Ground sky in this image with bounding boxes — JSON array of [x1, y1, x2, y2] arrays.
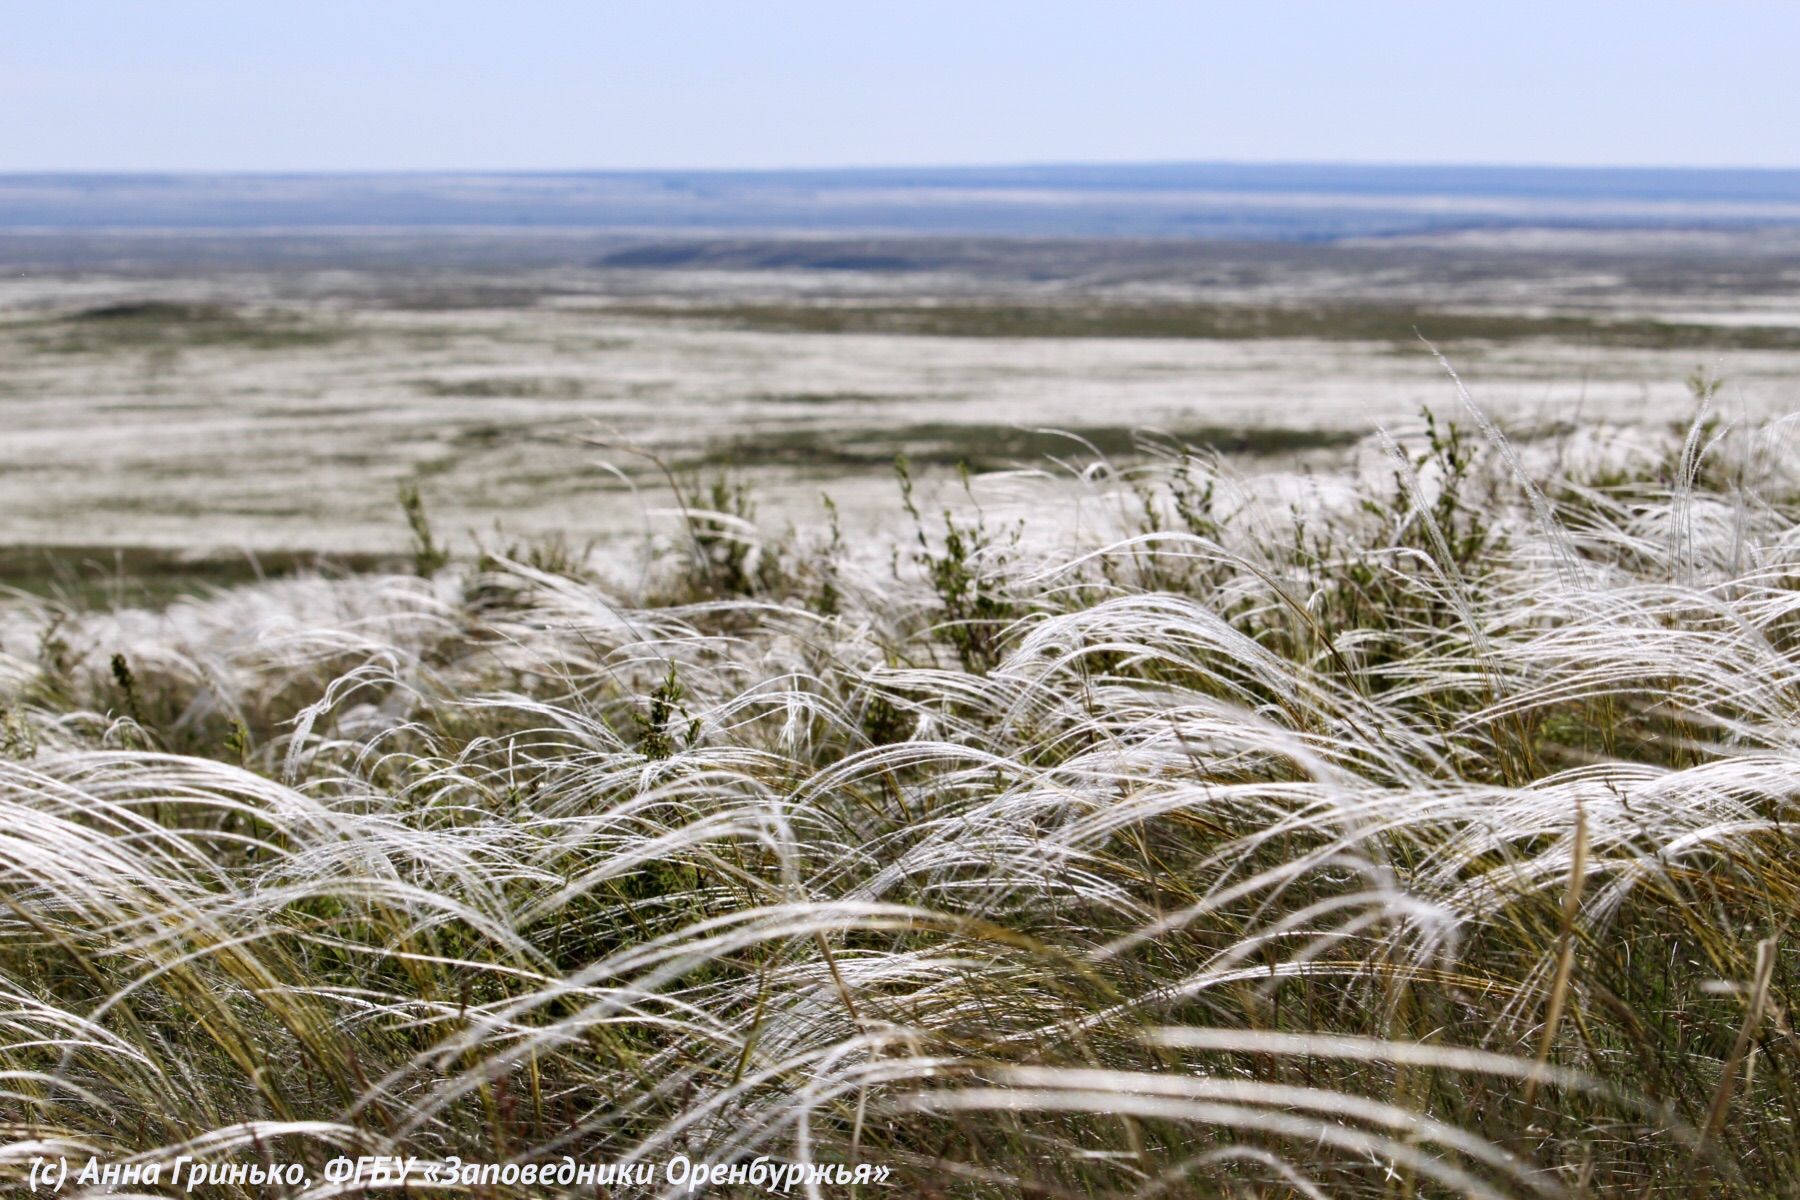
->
[[1, 1, 1796, 174]]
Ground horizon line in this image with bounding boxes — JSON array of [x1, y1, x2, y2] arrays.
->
[[7, 160, 1800, 179]]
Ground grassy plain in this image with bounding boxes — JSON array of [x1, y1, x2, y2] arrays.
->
[[4, 230, 1800, 566], [4, 232, 1800, 1194]]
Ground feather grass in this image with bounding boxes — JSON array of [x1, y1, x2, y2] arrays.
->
[[1, 408, 1798, 1195]]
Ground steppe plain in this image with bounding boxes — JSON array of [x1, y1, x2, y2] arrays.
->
[[17, 201, 1800, 1193], [3, 227, 1800, 590]]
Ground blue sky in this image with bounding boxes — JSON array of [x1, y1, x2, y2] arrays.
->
[[1, 1, 1795, 172]]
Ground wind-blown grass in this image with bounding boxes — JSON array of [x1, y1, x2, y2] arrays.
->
[[4, 403, 1800, 1196]]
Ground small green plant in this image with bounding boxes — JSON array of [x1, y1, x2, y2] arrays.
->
[[31, 613, 74, 708], [897, 455, 1020, 674], [811, 493, 845, 617], [635, 663, 694, 759], [648, 469, 781, 601], [1364, 408, 1490, 573], [1170, 450, 1226, 540], [110, 652, 143, 724], [0, 706, 36, 760], [478, 530, 589, 576], [105, 651, 158, 750], [222, 717, 252, 767], [1418, 406, 1487, 568], [1687, 365, 1726, 405], [398, 482, 449, 576], [689, 473, 760, 595]]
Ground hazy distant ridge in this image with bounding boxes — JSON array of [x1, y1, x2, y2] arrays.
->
[[8, 164, 1800, 239]]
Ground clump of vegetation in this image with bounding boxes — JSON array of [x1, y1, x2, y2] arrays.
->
[[398, 481, 450, 576], [623, 298, 1800, 351], [898, 454, 1021, 674], [640, 469, 805, 605], [6, 403, 1800, 1197], [703, 421, 1359, 472], [40, 301, 346, 353], [685, 472, 765, 595]]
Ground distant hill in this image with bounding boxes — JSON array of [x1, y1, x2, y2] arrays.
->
[[5, 164, 1800, 239]]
